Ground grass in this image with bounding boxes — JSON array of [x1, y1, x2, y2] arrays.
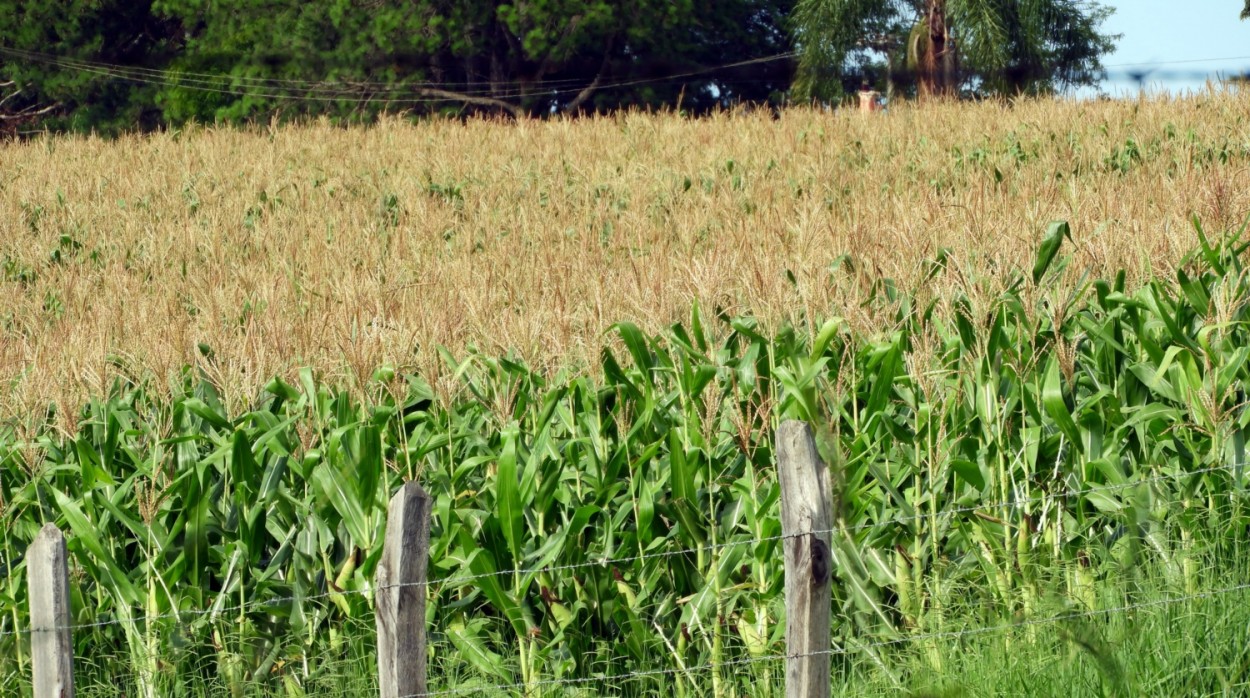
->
[[57, 560, 1250, 696], [869, 566, 1250, 698], [1, 91, 1248, 418]]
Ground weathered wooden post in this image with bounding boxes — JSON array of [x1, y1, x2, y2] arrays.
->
[[28, 523, 75, 698], [776, 421, 833, 698], [376, 482, 432, 698]]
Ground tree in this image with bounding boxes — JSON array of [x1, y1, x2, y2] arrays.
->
[[150, 0, 795, 123], [0, 0, 178, 134], [0, 0, 794, 132], [1243, 1, 1249, 20], [792, 0, 1117, 100]]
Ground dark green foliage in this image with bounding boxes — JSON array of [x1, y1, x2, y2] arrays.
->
[[792, 0, 1118, 99], [1, 0, 796, 131], [0, 0, 1125, 131], [151, 0, 796, 121], [0, 0, 178, 134]]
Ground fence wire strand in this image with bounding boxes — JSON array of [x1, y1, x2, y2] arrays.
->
[[2, 458, 1247, 639], [398, 581, 1250, 698]]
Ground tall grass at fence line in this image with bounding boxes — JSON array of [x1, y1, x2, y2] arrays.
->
[[53, 557, 1250, 696]]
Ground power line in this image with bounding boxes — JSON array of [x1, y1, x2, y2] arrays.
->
[[8, 43, 1248, 110], [0, 45, 589, 94], [0, 47, 562, 103], [0, 45, 798, 108], [1103, 54, 1250, 69], [1103, 71, 1250, 80]]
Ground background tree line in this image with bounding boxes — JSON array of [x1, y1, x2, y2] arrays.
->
[[0, 0, 1206, 135]]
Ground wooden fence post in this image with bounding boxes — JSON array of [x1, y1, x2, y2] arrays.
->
[[776, 421, 833, 698], [376, 482, 433, 698], [28, 523, 75, 698]]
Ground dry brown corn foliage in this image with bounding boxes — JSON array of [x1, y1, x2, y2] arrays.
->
[[2, 91, 1249, 421]]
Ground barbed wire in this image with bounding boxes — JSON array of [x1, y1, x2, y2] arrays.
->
[[3, 458, 1246, 639], [399, 580, 1250, 698]]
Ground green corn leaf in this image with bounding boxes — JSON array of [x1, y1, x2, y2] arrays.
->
[[951, 458, 986, 491], [1042, 356, 1081, 447], [1142, 283, 1200, 353], [263, 376, 302, 403], [51, 488, 140, 604], [459, 530, 529, 638], [93, 485, 148, 544], [446, 620, 509, 680], [612, 321, 654, 372], [496, 425, 524, 566], [354, 424, 383, 515], [75, 438, 115, 489], [231, 429, 259, 500], [1191, 214, 1224, 274], [690, 298, 708, 352], [811, 317, 844, 358], [865, 340, 901, 418], [1084, 491, 1123, 513], [311, 460, 370, 549], [183, 397, 231, 431], [1033, 220, 1070, 284], [258, 454, 289, 502], [668, 429, 695, 503], [1176, 268, 1211, 315]]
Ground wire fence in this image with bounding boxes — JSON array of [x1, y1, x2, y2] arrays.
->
[[2, 457, 1246, 641], [47, 574, 1247, 697], [397, 580, 1250, 698]]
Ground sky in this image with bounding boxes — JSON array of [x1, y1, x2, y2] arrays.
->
[[1091, 0, 1250, 95]]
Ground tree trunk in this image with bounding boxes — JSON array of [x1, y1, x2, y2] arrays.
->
[[918, 0, 956, 99], [563, 35, 614, 114]]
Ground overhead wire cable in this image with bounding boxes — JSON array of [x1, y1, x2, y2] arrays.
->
[[0, 45, 799, 106], [1103, 54, 1250, 68], [0, 44, 591, 93]]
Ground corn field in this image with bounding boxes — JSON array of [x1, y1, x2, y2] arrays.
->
[[4, 213, 1250, 694], [2, 93, 1250, 695], [2, 93, 1249, 415]]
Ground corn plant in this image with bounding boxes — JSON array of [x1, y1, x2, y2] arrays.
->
[[2, 220, 1250, 694]]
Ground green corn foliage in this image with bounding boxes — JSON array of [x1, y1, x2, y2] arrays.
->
[[2, 220, 1250, 693]]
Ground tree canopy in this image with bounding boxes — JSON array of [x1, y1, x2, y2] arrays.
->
[[0, 0, 1126, 133], [1, 0, 794, 132], [0, 0, 177, 133], [792, 0, 1117, 100], [153, 0, 796, 121]]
